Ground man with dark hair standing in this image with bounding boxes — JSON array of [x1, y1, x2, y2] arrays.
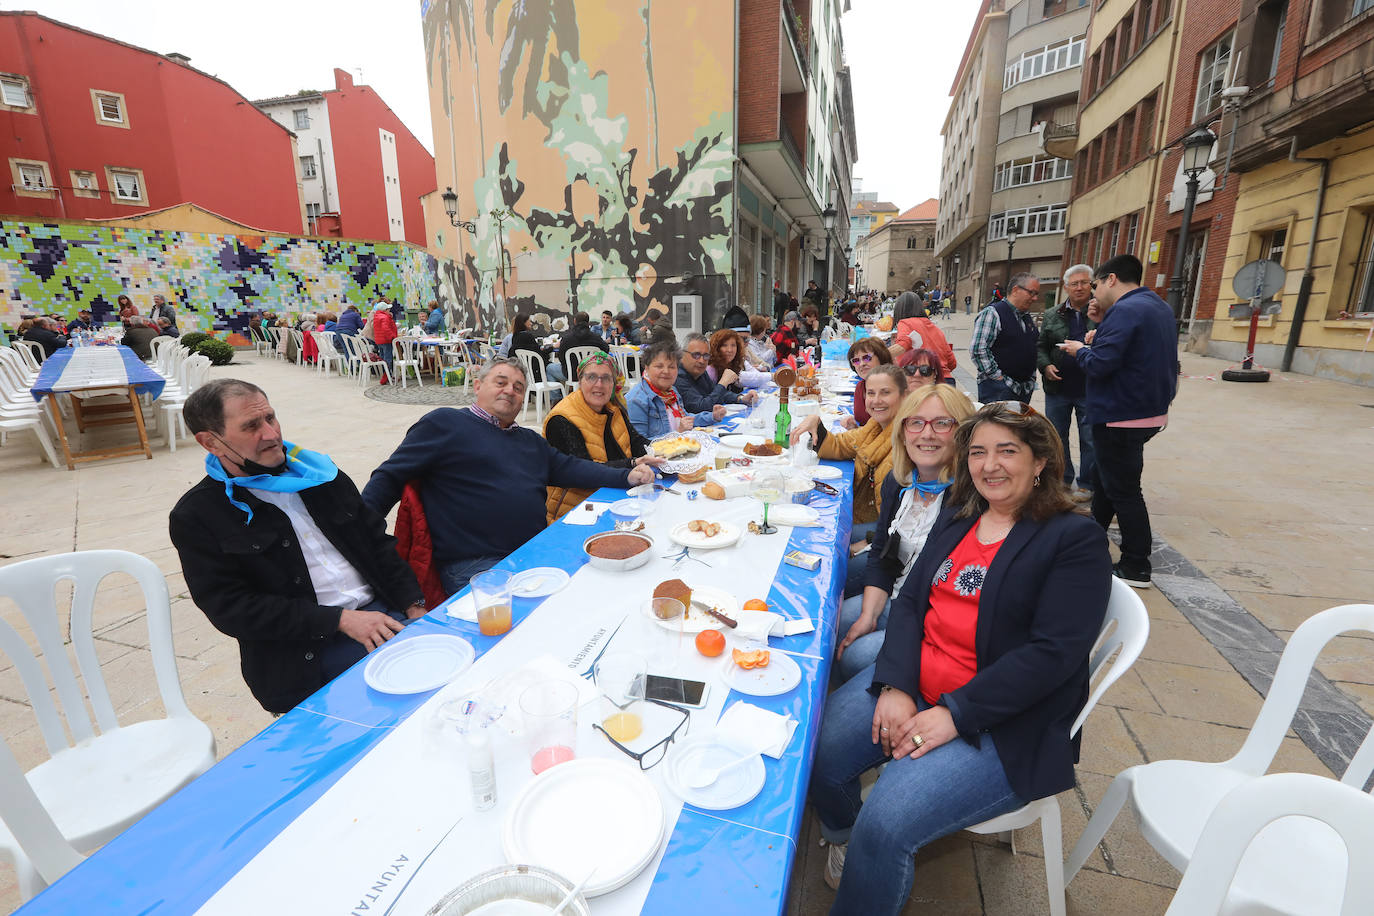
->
[[169, 379, 426, 713], [1060, 254, 1177, 588], [970, 272, 1041, 405]]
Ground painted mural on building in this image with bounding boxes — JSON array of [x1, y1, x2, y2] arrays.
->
[[0, 220, 450, 340], [422, 0, 735, 331]]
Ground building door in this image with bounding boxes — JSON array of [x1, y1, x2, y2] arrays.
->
[[1180, 229, 1208, 327]]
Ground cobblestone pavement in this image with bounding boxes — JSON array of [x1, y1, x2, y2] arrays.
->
[[1, 323, 1369, 914]]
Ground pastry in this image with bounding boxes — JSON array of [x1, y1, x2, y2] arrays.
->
[[687, 519, 722, 538], [677, 466, 707, 484], [653, 436, 701, 459], [743, 441, 782, 457], [652, 578, 693, 614]]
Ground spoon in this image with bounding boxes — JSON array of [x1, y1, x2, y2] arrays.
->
[[685, 750, 757, 789], [550, 867, 596, 915]]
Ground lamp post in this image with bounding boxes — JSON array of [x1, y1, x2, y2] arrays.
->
[[1005, 221, 1019, 290], [1166, 127, 1217, 325], [954, 253, 962, 313], [822, 203, 837, 316], [489, 207, 513, 316], [440, 187, 477, 308], [844, 245, 853, 295]]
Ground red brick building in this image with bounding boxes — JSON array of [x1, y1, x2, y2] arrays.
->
[[0, 11, 304, 232]]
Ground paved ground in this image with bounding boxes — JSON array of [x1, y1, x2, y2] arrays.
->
[[1, 319, 1370, 914]]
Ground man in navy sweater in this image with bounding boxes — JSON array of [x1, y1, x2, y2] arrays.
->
[[1060, 254, 1177, 589], [362, 359, 655, 594]]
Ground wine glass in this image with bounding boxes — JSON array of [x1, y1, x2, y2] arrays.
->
[[750, 467, 785, 535]]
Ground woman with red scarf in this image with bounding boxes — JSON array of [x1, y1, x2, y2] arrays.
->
[[625, 339, 725, 438]]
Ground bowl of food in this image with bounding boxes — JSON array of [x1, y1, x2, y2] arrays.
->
[[423, 864, 590, 915], [583, 531, 655, 571]]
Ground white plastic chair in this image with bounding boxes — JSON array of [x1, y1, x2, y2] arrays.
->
[[314, 331, 347, 378], [1066, 603, 1374, 915], [515, 348, 562, 425], [342, 336, 385, 388], [616, 349, 643, 386], [288, 328, 305, 365], [0, 550, 215, 899], [0, 347, 37, 386], [393, 337, 425, 388], [1164, 772, 1374, 915], [562, 345, 604, 382], [251, 325, 273, 357], [148, 335, 175, 364], [157, 353, 212, 450], [960, 577, 1151, 916], [11, 340, 44, 371]]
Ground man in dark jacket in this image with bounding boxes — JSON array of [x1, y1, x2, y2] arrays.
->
[[551, 311, 610, 382], [66, 309, 95, 333], [674, 332, 758, 412], [1038, 264, 1096, 501], [1060, 254, 1178, 589], [970, 272, 1041, 404], [23, 318, 66, 359], [336, 305, 364, 336], [170, 379, 426, 713]]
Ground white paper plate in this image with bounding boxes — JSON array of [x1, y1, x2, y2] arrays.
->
[[509, 567, 571, 598], [648, 430, 716, 475], [502, 758, 664, 897], [722, 403, 748, 413], [718, 434, 789, 462], [721, 648, 801, 697], [768, 504, 820, 526], [663, 733, 765, 811], [646, 584, 740, 634], [363, 634, 475, 695], [669, 520, 742, 550], [811, 465, 843, 480]]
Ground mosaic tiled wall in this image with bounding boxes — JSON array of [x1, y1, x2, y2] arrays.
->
[[0, 220, 454, 341]]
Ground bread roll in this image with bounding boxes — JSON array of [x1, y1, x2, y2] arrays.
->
[[702, 481, 726, 500]]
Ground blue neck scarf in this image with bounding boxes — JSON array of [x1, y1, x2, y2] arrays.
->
[[204, 441, 339, 523], [899, 477, 952, 501]]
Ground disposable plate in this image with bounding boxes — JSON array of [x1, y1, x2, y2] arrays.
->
[[363, 634, 475, 695], [721, 648, 801, 697], [649, 430, 716, 475], [811, 465, 843, 480], [668, 520, 742, 550], [767, 504, 821, 526], [502, 758, 664, 897], [663, 733, 766, 811], [646, 584, 740, 634], [509, 567, 571, 598]]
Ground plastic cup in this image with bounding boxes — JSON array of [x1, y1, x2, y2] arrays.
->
[[595, 651, 647, 743], [640, 597, 685, 672], [471, 569, 513, 637], [520, 680, 579, 774]]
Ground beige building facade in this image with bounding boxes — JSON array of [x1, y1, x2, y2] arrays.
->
[[855, 199, 939, 295]]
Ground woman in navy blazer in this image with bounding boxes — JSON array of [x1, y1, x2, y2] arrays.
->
[[809, 401, 1112, 913]]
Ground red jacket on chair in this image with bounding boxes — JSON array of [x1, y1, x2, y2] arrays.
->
[[393, 482, 446, 610]]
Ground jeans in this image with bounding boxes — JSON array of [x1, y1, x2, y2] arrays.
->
[[438, 555, 504, 596], [547, 360, 567, 383], [317, 601, 410, 684], [844, 521, 879, 599], [809, 665, 1025, 914], [835, 593, 892, 682], [976, 376, 1026, 405], [376, 341, 394, 378], [1090, 424, 1160, 577], [1044, 391, 1095, 489]]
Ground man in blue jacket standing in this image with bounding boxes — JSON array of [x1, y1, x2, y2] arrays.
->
[[1060, 254, 1177, 589]]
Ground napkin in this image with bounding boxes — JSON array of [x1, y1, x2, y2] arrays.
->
[[562, 500, 612, 525], [443, 592, 477, 622], [768, 505, 821, 527], [715, 701, 798, 759], [733, 609, 784, 641]]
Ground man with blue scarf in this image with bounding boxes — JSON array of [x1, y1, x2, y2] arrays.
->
[[169, 379, 426, 713]]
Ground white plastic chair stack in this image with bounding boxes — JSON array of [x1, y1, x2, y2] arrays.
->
[[251, 326, 273, 357], [289, 329, 305, 366], [1164, 772, 1374, 915], [515, 348, 563, 425], [0, 550, 215, 900], [156, 353, 212, 451], [148, 335, 175, 364], [11, 340, 43, 372], [1065, 602, 1374, 916], [962, 577, 1151, 916], [314, 332, 347, 378], [0, 350, 61, 468]]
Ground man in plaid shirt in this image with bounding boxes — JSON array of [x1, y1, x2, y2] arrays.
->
[[970, 273, 1042, 404]]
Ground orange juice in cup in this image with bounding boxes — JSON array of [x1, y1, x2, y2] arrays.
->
[[471, 569, 513, 637], [477, 603, 512, 636]]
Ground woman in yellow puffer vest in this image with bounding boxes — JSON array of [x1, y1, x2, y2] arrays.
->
[[544, 352, 664, 521]]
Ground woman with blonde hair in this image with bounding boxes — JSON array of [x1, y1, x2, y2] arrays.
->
[[834, 384, 976, 680]]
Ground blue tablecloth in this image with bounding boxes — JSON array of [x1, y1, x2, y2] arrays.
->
[[18, 468, 854, 916], [29, 345, 165, 402]]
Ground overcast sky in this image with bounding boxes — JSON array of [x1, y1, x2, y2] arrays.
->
[[13, 0, 977, 212]]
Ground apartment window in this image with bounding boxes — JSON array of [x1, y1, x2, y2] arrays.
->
[[1103, 125, 1120, 180], [988, 204, 1068, 241], [906, 237, 917, 249], [293, 108, 310, 130], [106, 167, 146, 204], [0, 75, 30, 108], [306, 202, 322, 232], [1194, 32, 1235, 120], [1004, 35, 1085, 89], [1355, 0, 1374, 16], [1353, 217, 1374, 314], [91, 90, 128, 126], [1093, 227, 1105, 265], [1138, 0, 1155, 45], [1102, 35, 1117, 82], [1261, 227, 1288, 265], [1118, 112, 1137, 171], [70, 169, 100, 199], [1125, 213, 1140, 256], [18, 163, 47, 190], [927, 236, 935, 249], [1137, 94, 1157, 159], [300, 155, 317, 179], [1118, 19, 1134, 67], [1108, 220, 1121, 256], [994, 154, 1074, 191]]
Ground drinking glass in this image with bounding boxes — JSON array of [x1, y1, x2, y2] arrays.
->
[[471, 569, 513, 637], [639, 597, 685, 672], [519, 680, 579, 774], [595, 651, 647, 744], [750, 467, 785, 535]]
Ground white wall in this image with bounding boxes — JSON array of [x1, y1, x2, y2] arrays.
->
[[378, 128, 404, 242]]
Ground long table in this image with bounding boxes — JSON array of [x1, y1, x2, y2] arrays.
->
[[18, 453, 854, 914], [28, 345, 164, 469]]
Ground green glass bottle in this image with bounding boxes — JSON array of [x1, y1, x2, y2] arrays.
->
[[774, 389, 791, 448]]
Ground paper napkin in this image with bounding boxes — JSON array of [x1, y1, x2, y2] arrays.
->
[[443, 592, 477, 622], [715, 701, 799, 759]]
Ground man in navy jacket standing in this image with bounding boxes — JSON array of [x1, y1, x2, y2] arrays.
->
[[1060, 254, 1177, 588]]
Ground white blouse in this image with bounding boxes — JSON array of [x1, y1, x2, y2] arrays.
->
[[887, 488, 946, 595]]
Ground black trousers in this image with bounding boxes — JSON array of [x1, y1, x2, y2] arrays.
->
[[1090, 424, 1161, 575]]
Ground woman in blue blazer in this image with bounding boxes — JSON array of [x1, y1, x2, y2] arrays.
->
[[809, 401, 1112, 913]]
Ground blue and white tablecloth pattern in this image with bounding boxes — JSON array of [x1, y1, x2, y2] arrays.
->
[[29, 346, 165, 402]]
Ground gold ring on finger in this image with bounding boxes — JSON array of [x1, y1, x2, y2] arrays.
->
[[911, 733, 924, 748]]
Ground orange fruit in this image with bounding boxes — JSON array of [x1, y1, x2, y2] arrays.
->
[[743, 598, 769, 612], [695, 629, 726, 657]]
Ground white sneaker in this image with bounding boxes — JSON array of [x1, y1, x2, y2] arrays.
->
[[824, 842, 847, 890]]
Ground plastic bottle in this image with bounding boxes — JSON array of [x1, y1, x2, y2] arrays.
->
[[466, 728, 496, 811]]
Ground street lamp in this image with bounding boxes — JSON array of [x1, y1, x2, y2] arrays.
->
[[822, 203, 837, 315], [954, 253, 963, 313], [844, 245, 853, 295], [1005, 221, 1019, 289], [441, 187, 478, 307], [1166, 126, 1217, 324]]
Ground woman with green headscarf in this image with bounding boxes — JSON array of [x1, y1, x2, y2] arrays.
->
[[543, 352, 666, 521]]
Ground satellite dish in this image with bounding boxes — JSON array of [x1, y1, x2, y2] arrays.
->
[[1232, 259, 1286, 301]]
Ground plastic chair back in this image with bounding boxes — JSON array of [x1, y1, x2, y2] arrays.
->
[[563, 345, 603, 380], [12, 340, 44, 371], [1229, 604, 1374, 783], [1072, 577, 1151, 736], [1165, 772, 1374, 915], [148, 336, 175, 362]]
